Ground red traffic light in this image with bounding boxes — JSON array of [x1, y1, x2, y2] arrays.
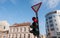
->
[[32, 17, 38, 23]]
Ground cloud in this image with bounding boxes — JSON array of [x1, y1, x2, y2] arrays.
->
[[31, 0, 60, 9], [31, 0, 42, 5], [46, 0, 60, 8]]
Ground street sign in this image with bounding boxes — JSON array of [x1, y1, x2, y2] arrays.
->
[[31, 2, 42, 13], [31, 2, 42, 38]]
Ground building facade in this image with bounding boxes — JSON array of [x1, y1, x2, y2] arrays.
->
[[0, 21, 9, 38], [40, 35, 46, 38], [0, 21, 9, 31], [8, 22, 37, 38], [0, 30, 8, 38], [45, 10, 60, 38]]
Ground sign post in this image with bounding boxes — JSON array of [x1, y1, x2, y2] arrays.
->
[[31, 2, 42, 38]]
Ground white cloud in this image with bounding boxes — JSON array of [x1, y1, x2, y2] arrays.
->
[[31, 0, 60, 9], [31, 0, 42, 5], [47, 0, 60, 8]]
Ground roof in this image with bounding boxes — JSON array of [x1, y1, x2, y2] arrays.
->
[[45, 11, 57, 17], [10, 22, 31, 27]]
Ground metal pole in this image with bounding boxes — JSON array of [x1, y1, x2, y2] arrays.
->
[[35, 12, 40, 38]]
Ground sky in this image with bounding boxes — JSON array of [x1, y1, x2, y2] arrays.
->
[[0, 0, 60, 35]]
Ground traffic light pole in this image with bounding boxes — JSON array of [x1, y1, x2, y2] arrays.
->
[[35, 12, 40, 38]]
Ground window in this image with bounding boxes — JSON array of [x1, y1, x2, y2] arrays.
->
[[50, 24, 53, 27], [47, 29, 49, 31], [47, 25, 49, 27], [57, 32, 60, 35], [28, 34, 30, 38], [46, 22, 48, 24], [47, 26, 49, 30], [46, 18, 48, 21], [52, 36, 57, 38], [13, 28, 15, 32], [57, 28, 59, 30], [20, 28, 22, 32], [54, 20, 56, 21], [24, 27, 26, 32], [48, 33, 50, 35], [51, 28, 54, 30], [55, 24, 57, 26], [49, 16, 52, 19], [9, 34, 10, 38], [17, 28, 18, 32], [4, 26, 5, 29], [24, 34, 25, 38], [16, 34, 17, 38], [19, 34, 21, 38], [29, 27, 30, 31], [49, 20, 52, 23], [53, 16, 55, 17]]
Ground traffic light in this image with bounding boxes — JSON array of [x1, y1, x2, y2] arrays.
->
[[32, 17, 38, 23], [30, 17, 39, 36]]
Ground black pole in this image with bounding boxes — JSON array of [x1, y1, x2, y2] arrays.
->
[[35, 12, 40, 38]]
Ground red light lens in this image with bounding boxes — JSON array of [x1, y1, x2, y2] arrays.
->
[[33, 19, 38, 23]]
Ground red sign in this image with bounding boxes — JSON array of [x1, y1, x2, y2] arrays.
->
[[31, 2, 42, 13]]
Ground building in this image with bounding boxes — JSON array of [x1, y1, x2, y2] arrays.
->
[[40, 35, 46, 38], [45, 10, 60, 38], [0, 28, 8, 38], [0, 21, 10, 38], [0, 21, 9, 31], [8, 22, 37, 38]]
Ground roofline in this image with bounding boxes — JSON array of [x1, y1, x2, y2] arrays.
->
[[10, 25, 30, 27], [45, 11, 57, 17], [9, 22, 31, 27]]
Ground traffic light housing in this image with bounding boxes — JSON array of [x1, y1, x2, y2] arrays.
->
[[30, 17, 39, 36], [32, 17, 38, 23]]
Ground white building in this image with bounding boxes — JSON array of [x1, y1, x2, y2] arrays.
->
[[45, 10, 60, 38], [8, 22, 37, 38], [0, 28, 8, 38], [0, 21, 9, 31], [0, 21, 10, 38], [40, 35, 46, 38]]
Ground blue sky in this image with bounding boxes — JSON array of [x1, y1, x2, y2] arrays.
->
[[0, 0, 60, 35]]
